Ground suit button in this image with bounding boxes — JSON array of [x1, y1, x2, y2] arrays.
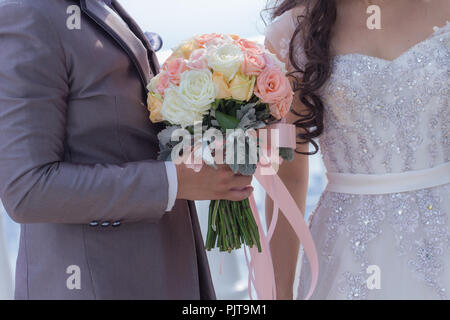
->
[[101, 221, 111, 227], [112, 221, 122, 227], [89, 221, 99, 227]]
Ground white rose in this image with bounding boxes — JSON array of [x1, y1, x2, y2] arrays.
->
[[178, 69, 216, 113], [161, 87, 204, 127], [207, 43, 244, 81]]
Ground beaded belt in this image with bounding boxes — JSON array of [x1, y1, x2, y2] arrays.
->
[[325, 162, 450, 195]]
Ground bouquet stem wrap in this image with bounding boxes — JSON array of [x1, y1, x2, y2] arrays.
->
[[245, 122, 318, 300]]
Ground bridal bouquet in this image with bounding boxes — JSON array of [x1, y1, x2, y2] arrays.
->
[[147, 33, 294, 253]]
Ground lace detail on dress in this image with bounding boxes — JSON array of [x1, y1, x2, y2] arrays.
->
[[312, 184, 449, 300], [278, 37, 290, 62], [318, 24, 449, 174]]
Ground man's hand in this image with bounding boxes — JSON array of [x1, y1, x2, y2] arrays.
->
[[176, 164, 253, 201]]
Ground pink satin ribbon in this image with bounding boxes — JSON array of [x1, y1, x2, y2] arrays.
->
[[244, 122, 319, 300], [182, 122, 319, 300]]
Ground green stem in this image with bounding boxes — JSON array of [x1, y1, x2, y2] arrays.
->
[[226, 201, 240, 249], [219, 202, 229, 252], [237, 201, 253, 247], [206, 202, 213, 250], [211, 200, 220, 232], [242, 200, 262, 252], [222, 204, 235, 251], [230, 203, 243, 247], [235, 201, 252, 246]]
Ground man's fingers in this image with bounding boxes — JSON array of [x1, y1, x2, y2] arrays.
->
[[228, 174, 253, 189], [225, 186, 254, 201]]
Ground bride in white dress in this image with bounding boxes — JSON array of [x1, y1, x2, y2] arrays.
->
[[264, 0, 449, 299]]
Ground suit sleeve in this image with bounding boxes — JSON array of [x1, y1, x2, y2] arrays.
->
[[0, 1, 170, 224]]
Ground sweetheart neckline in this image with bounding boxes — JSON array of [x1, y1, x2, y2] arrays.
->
[[332, 21, 449, 64]]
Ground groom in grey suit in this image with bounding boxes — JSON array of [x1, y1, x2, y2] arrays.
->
[[0, 0, 253, 299]]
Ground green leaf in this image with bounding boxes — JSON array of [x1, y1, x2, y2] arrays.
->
[[279, 147, 295, 162], [211, 99, 221, 110], [215, 110, 240, 130]]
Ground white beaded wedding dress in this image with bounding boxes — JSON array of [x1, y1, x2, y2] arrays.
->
[[266, 11, 449, 299]]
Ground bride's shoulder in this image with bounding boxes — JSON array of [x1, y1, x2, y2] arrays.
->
[[265, 7, 305, 62], [265, 8, 298, 41]]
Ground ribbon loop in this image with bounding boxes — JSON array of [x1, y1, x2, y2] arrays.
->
[[245, 122, 319, 300], [181, 122, 319, 300]]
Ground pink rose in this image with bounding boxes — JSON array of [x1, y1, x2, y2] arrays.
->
[[241, 50, 266, 76], [269, 94, 293, 120], [187, 49, 208, 70], [162, 58, 188, 85], [236, 38, 263, 54], [254, 66, 293, 104], [195, 33, 224, 47], [154, 72, 170, 96]]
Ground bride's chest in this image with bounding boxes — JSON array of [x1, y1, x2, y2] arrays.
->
[[320, 35, 448, 129]]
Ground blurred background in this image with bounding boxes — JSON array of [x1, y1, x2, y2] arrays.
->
[[0, 0, 326, 300]]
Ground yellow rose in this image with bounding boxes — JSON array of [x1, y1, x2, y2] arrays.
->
[[172, 39, 199, 59], [147, 93, 164, 123], [212, 72, 232, 99], [229, 73, 256, 101]]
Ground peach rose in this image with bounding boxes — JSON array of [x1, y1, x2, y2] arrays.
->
[[212, 72, 232, 99], [152, 72, 170, 97], [171, 39, 199, 59], [254, 65, 293, 105], [187, 49, 209, 70], [236, 38, 263, 54], [195, 33, 224, 47], [241, 50, 266, 76], [269, 94, 293, 120], [147, 93, 164, 123], [163, 58, 188, 85]]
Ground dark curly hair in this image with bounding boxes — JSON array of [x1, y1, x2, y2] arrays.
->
[[266, 0, 337, 155]]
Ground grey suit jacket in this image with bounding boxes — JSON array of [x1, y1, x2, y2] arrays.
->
[[0, 0, 216, 300]]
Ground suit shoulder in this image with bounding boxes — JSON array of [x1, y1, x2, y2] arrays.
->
[[0, 0, 70, 8], [0, 0, 74, 19]]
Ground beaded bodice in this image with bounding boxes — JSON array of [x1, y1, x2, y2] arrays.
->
[[272, 21, 449, 175], [318, 23, 449, 174]]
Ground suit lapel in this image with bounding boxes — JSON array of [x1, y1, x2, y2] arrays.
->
[[111, 0, 160, 75], [80, 0, 153, 88]]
